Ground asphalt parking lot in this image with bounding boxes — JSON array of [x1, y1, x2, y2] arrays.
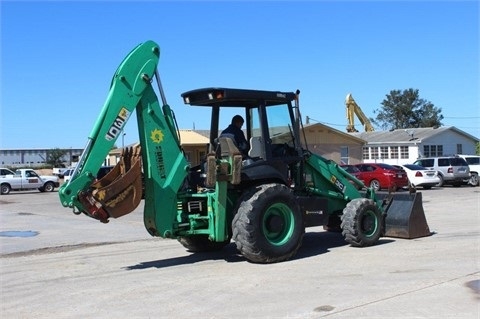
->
[[1, 186, 479, 318]]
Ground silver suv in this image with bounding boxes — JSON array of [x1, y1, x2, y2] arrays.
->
[[413, 156, 470, 187], [457, 155, 479, 186]]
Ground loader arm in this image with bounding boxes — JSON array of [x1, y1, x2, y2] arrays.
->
[[58, 41, 190, 237], [303, 152, 382, 212]]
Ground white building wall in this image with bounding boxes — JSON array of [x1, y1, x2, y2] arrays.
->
[[420, 131, 476, 156], [0, 149, 83, 167], [362, 129, 478, 166], [363, 144, 419, 165]]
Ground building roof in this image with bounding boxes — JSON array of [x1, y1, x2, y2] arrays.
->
[[304, 122, 366, 144], [194, 129, 210, 139], [350, 126, 479, 144], [178, 130, 209, 145], [195, 123, 366, 144], [112, 130, 209, 153]]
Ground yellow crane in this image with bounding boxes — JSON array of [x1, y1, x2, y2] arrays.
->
[[345, 93, 375, 132]]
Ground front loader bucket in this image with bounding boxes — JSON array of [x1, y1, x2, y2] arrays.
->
[[91, 145, 143, 218], [383, 192, 432, 239]]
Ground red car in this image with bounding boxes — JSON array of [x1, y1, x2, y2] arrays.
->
[[354, 163, 408, 191], [340, 164, 364, 189]]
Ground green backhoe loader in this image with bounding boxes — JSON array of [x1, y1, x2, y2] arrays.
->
[[58, 40, 430, 263]]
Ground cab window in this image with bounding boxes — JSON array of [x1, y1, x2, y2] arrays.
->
[[266, 104, 294, 146]]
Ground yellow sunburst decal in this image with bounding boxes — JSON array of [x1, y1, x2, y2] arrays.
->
[[151, 129, 164, 143]]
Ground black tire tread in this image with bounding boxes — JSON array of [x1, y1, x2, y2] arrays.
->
[[178, 235, 230, 252], [232, 183, 304, 263], [341, 198, 382, 247]]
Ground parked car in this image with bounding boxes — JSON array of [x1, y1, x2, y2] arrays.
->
[[340, 164, 364, 189], [64, 166, 114, 183], [457, 154, 479, 187], [64, 165, 145, 199], [354, 163, 408, 191], [63, 169, 74, 182], [413, 156, 470, 187], [0, 169, 59, 195], [96, 166, 115, 180], [397, 164, 440, 190]]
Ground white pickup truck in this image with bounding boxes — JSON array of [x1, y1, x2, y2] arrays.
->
[[52, 167, 69, 177], [0, 168, 60, 195]]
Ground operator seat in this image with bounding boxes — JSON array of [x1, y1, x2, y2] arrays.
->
[[248, 136, 264, 159]]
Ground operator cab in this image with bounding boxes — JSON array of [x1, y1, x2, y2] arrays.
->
[[182, 88, 303, 186]]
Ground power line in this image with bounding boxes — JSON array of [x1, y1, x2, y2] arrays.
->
[[444, 116, 480, 119]]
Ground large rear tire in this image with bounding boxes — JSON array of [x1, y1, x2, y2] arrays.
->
[[341, 198, 382, 247], [178, 235, 230, 252], [232, 183, 304, 263]]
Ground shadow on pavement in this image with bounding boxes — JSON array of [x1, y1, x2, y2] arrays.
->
[[124, 231, 395, 270]]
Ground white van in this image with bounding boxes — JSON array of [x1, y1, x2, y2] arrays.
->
[[413, 156, 470, 187]]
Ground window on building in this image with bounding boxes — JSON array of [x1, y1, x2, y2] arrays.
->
[[424, 144, 444, 157], [184, 152, 191, 162], [370, 147, 379, 159], [340, 146, 349, 165], [457, 144, 463, 154], [423, 145, 430, 157], [400, 146, 409, 159], [390, 146, 399, 159], [380, 146, 388, 159], [362, 147, 369, 160], [437, 145, 443, 156]]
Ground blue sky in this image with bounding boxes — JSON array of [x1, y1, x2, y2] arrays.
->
[[1, 0, 479, 149]]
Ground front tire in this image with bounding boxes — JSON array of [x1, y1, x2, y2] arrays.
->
[[341, 198, 383, 247], [232, 183, 304, 263]]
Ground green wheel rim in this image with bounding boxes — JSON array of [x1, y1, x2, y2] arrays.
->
[[361, 210, 378, 237], [262, 203, 295, 245]]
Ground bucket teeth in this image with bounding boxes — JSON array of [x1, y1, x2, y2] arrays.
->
[[91, 144, 143, 219]]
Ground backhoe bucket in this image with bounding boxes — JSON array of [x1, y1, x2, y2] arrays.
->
[[383, 192, 432, 239], [91, 145, 143, 218]]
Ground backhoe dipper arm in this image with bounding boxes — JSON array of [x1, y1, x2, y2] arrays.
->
[[58, 41, 189, 237]]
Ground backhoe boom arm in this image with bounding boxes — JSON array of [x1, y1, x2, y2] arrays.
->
[[58, 41, 189, 237]]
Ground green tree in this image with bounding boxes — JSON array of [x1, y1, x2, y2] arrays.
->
[[372, 88, 443, 130], [47, 148, 68, 167]]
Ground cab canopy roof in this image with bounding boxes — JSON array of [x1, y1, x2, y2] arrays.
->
[[181, 87, 297, 107]]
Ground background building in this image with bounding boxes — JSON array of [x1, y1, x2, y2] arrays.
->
[[0, 148, 83, 168], [4, 126, 476, 170], [352, 126, 479, 165]]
